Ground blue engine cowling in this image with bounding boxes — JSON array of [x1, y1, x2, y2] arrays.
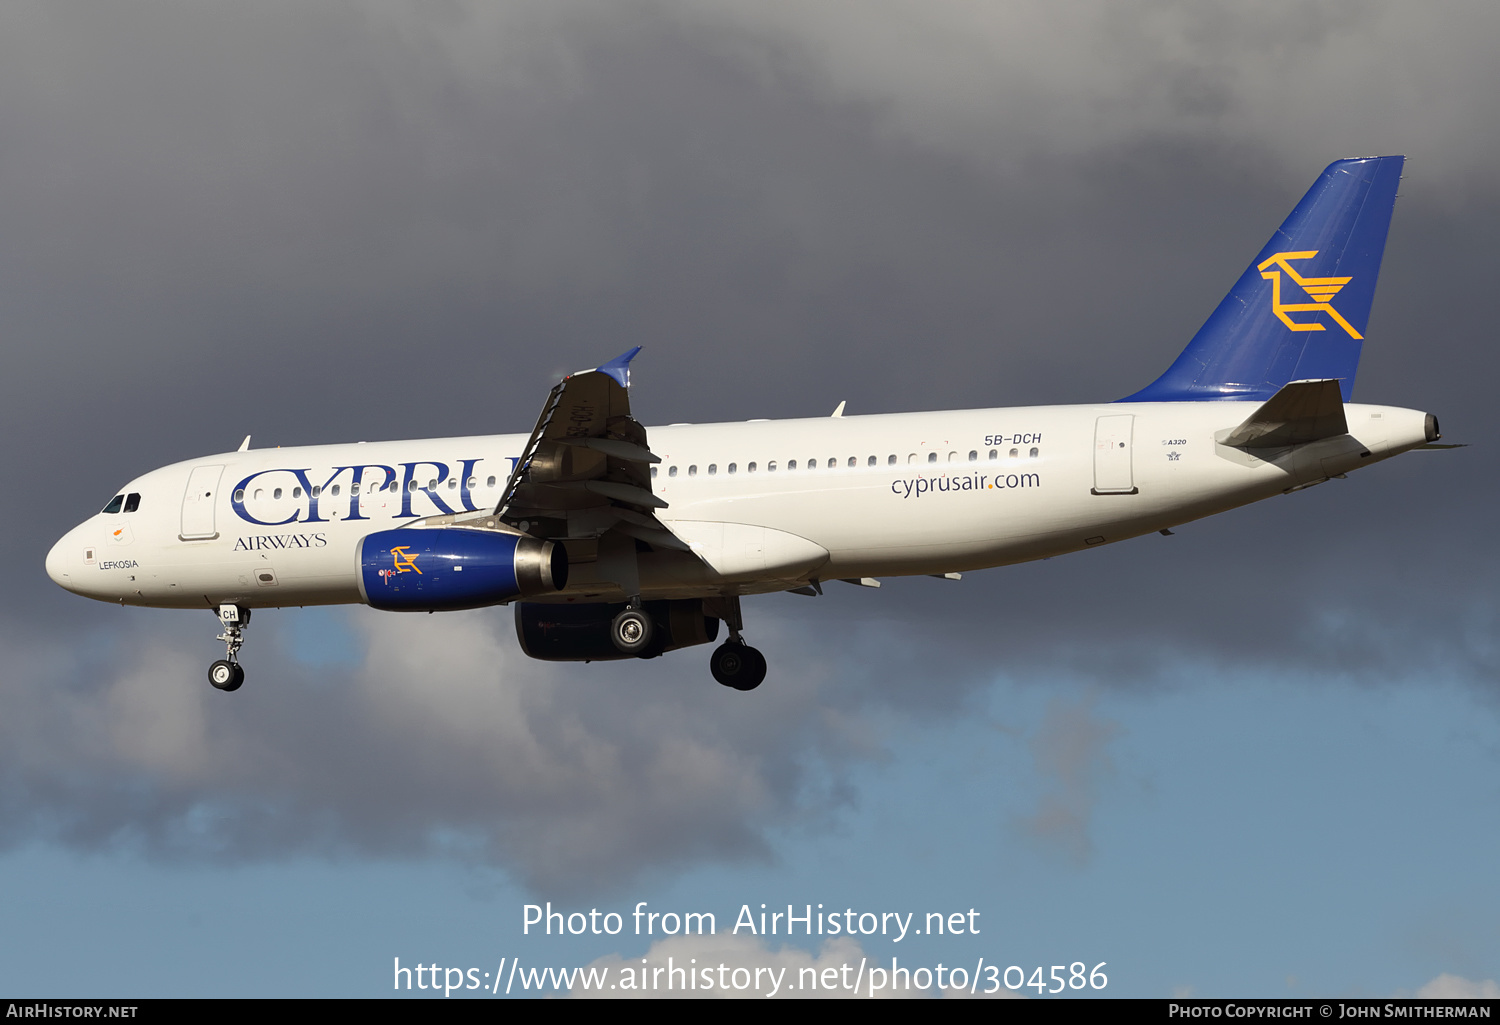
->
[[357, 528, 567, 612]]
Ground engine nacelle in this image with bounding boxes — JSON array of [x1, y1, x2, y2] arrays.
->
[[358, 528, 567, 612], [515, 600, 720, 661]]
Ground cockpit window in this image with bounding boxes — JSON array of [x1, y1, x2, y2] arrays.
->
[[123, 493, 141, 513], [102, 495, 124, 514]]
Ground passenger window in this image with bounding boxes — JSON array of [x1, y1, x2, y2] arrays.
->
[[312, 486, 321, 498], [688, 465, 697, 477], [407, 480, 417, 493], [651, 466, 658, 479], [927, 453, 937, 464], [427, 479, 437, 490], [908, 454, 917, 464], [1009, 448, 1018, 460], [103, 495, 124, 514], [748, 462, 757, 473], [806, 459, 817, 469], [449, 478, 458, 490], [847, 456, 856, 468], [887, 455, 896, 465], [948, 452, 958, 462], [331, 484, 341, 496], [989, 449, 997, 461], [349, 484, 358, 497], [788, 460, 797, 471], [708, 464, 718, 475], [487, 476, 497, 487], [233, 489, 245, 503], [728, 463, 737, 474], [768, 461, 776, 472], [1030, 447, 1039, 459], [254, 489, 264, 501], [969, 450, 978, 462], [867, 455, 876, 467], [292, 487, 302, 498], [668, 466, 678, 478], [123, 493, 141, 513], [467, 477, 477, 489]]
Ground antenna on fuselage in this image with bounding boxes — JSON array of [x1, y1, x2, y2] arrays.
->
[[830, 401, 846, 418], [238, 435, 251, 451]]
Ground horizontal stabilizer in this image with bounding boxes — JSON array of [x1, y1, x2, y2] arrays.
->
[[1221, 379, 1347, 449]]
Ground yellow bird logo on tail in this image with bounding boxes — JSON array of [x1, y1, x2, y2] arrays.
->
[[1257, 250, 1362, 338]]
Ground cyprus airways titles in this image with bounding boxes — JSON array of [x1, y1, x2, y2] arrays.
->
[[46, 156, 1443, 693]]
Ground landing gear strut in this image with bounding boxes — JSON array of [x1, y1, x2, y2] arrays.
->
[[210, 604, 250, 692], [703, 595, 766, 691]]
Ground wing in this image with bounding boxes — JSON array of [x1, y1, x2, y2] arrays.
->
[[491, 349, 687, 551]]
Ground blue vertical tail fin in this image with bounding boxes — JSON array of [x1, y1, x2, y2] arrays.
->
[[1122, 155, 1404, 403]]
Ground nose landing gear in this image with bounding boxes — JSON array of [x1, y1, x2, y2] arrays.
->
[[208, 659, 244, 691], [209, 604, 250, 692]]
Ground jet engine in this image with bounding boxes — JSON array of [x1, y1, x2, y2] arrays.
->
[[358, 527, 567, 612], [515, 599, 719, 661]]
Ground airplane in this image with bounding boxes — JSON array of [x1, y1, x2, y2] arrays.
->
[[45, 155, 1445, 694]]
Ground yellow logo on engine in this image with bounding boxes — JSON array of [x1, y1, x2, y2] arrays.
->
[[1257, 251, 1362, 339], [390, 545, 422, 574]]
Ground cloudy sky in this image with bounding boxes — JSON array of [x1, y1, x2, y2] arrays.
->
[[2, 0, 1497, 998]]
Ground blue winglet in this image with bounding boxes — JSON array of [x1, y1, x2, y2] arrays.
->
[[595, 347, 642, 388], [1122, 156, 1404, 403]]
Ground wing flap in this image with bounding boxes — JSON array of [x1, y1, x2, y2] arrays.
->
[[494, 348, 677, 543]]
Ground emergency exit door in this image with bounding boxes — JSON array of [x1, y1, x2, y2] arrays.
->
[[1092, 415, 1137, 495], [180, 464, 224, 540]]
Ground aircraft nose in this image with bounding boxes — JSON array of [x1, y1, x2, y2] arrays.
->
[[46, 527, 83, 592]]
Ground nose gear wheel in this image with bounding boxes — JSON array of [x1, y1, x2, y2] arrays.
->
[[209, 604, 250, 692]]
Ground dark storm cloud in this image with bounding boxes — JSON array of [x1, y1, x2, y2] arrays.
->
[[0, 607, 878, 894], [1015, 696, 1121, 865], [4, 2, 1497, 890]]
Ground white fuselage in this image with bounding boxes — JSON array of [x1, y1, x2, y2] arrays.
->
[[45, 400, 1431, 611]]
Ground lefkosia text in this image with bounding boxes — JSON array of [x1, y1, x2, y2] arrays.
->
[[394, 957, 1108, 996]]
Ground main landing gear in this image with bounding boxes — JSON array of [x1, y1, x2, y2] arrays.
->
[[610, 604, 656, 656], [209, 604, 249, 692], [710, 640, 766, 691], [703, 595, 766, 691]]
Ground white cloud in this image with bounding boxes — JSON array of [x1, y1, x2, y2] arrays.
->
[[1414, 973, 1500, 998], [573, 932, 1015, 998], [0, 607, 893, 891]]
